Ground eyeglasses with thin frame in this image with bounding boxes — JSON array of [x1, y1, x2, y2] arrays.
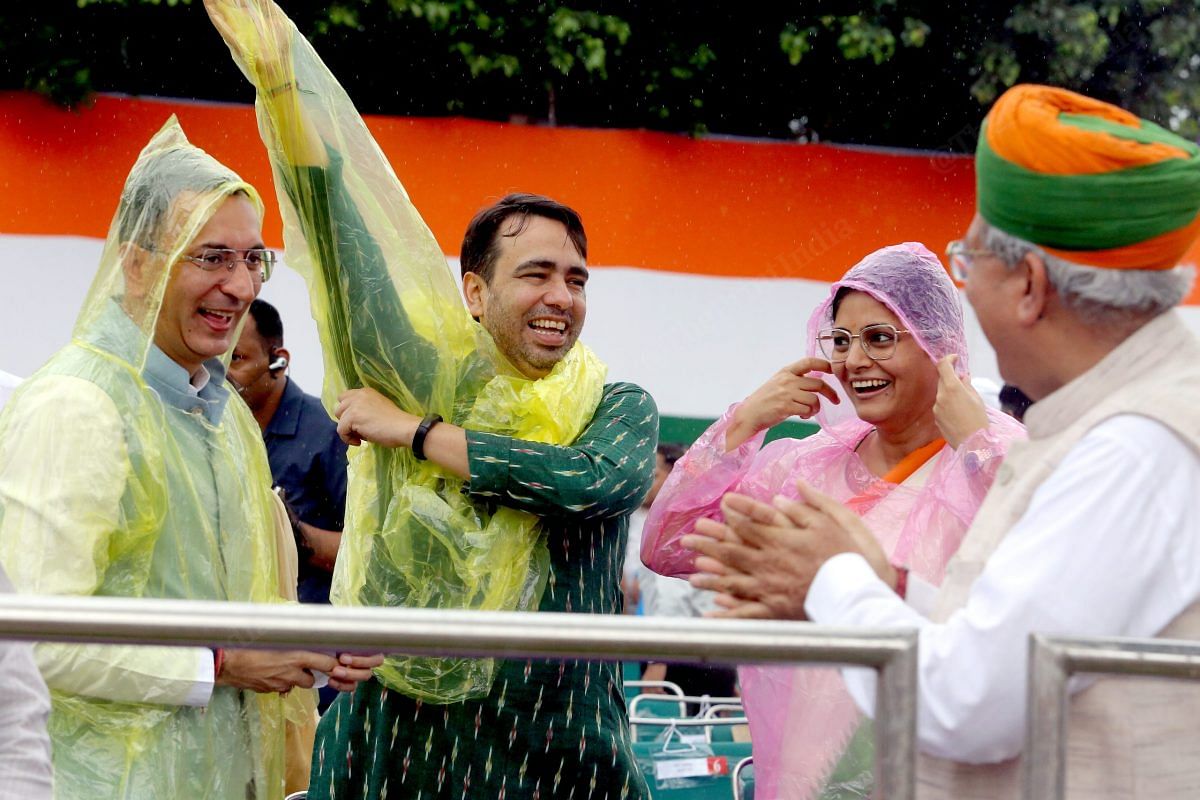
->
[[945, 239, 991, 283], [816, 323, 919, 363], [181, 248, 276, 283]]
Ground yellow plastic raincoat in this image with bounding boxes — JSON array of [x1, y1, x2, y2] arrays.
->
[[0, 120, 300, 799], [208, 0, 607, 702]]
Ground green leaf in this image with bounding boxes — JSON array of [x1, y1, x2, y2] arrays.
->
[[901, 17, 930, 48]]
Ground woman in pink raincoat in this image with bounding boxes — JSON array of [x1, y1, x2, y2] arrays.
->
[[641, 242, 1025, 799]]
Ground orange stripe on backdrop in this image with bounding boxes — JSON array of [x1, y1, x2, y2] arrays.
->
[[2, 90, 1198, 303]]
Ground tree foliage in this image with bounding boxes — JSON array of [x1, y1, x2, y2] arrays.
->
[[2, 0, 1197, 148], [973, 1, 1200, 136]]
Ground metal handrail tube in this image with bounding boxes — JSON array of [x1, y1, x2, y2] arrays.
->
[[0, 594, 918, 799], [1025, 633, 1200, 799], [627, 716, 746, 726]]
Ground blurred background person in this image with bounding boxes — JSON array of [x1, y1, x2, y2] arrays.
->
[[229, 299, 347, 604], [636, 443, 739, 706], [229, 298, 348, 714], [623, 442, 683, 614]]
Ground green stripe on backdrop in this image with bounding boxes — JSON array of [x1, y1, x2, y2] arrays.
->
[[659, 415, 819, 446]]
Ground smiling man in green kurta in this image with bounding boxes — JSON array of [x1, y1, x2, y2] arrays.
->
[[206, 1, 658, 798]]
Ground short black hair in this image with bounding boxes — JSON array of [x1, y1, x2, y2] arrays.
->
[[460, 193, 587, 283], [831, 285, 855, 319], [247, 299, 284, 349], [657, 442, 687, 468]]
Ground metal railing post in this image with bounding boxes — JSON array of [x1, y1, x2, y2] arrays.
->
[[876, 629, 919, 799], [1024, 634, 1069, 800], [1024, 633, 1200, 799]]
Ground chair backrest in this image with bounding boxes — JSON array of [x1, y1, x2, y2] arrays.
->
[[700, 703, 749, 743], [630, 695, 746, 742], [629, 693, 740, 717], [632, 739, 753, 800], [701, 704, 745, 718]]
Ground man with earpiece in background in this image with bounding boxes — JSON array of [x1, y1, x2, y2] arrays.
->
[[229, 300, 348, 664]]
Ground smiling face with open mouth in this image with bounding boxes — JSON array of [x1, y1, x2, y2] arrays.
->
[[831, 290, 939, 431], [154, 194, 265, 377], [465, 214, 588, 379]]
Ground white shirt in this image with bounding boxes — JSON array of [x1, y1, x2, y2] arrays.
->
[[806, 414, 1200, 764], [0, 564, 52, 799], [639, 567, 720, 619], [625, 507, 648, 584], [0, 370, 20, 411]]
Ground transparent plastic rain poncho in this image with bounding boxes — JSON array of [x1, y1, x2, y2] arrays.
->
[[642, 243, 1025, 799], [209, 0, 607, 702], [0, 120, 305, 798]]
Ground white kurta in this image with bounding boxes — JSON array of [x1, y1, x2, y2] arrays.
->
[[806, 413, 1200, 763]]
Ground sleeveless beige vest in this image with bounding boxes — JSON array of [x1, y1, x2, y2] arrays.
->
[[919, 311, 1200, 799]]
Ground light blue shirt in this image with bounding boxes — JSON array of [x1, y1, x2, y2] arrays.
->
[[142, 347, 231, 426]]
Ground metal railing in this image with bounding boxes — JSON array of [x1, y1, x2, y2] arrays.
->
[[1025, 633, 1200, 799], [0, 593, 919, 799]]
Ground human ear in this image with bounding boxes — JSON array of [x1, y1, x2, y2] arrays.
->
[[269, 347, 291, 373], [119, 241, 163, 321], [1016, 253, 1050, 326], [462, 272, 488, 319]]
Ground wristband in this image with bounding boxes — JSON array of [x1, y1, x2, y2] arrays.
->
[[412, 414, 443, 461], [892, 565, 910, 600], [212, 648, 225, 680]]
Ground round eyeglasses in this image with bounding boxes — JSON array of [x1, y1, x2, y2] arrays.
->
[[944, 239, 991, 284], [181, 248, 276, 283], [816, 323, 916, 362]]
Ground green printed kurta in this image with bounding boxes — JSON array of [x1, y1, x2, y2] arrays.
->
[[307, 382, 657, 800]]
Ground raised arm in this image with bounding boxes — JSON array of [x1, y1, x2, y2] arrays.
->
[[642, 359, 835, 578], [206, 0, 474, 414], [639, 406, 771, 578]]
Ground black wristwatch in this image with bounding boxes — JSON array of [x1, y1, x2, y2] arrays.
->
[[412, 413, 443, 461]]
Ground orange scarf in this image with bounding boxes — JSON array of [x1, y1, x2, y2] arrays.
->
[[844, 436, 946, 516]]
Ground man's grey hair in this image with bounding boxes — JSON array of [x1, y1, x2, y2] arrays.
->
[[980, 221, 1195, 325]]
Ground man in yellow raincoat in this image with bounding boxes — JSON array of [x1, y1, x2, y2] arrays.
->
[[0, 120, 379, 798], [206, 1, 659, 797]]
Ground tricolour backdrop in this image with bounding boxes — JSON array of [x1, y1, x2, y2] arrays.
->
[[3, 92, 1198, 441]]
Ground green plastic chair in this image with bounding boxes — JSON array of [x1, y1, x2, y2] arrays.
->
[[633, 738, 753, 800]]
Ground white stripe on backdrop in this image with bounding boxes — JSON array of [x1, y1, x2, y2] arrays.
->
[[6, 233, 1198, 420]]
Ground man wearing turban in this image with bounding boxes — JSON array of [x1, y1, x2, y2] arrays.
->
[[687, 84, 1200, 798]]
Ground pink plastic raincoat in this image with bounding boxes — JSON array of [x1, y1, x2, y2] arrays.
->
[[641, 243, 1025, 799]]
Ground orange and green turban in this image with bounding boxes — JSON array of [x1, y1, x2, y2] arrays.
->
[[977, 84, 1200, 270]]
